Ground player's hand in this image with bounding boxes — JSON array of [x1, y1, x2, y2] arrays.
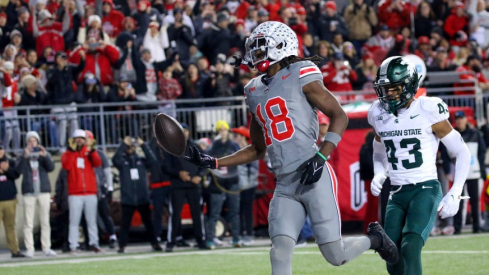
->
[[231, 55, 242, 68], [296, 152, 326, 185], [371, 174, 386, 196], [182, 145, 217, 169], [437, 191, 461, 219]]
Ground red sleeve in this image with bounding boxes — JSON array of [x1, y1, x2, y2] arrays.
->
[[176, 81, 182, 98], [322, 66, 336, 84], [399, 3, 413, 21], [68, 46, 82, 64], [52, 22, 63, 32], [377, 1, 390, 25], [235, 2, 250, 20], [291, 23, 307, 36], [89, 149, 102, 167], [3, 72, 12, 87], [444, 15, 458, 37], [61, 152, 72, 171], [27, 15, 34, 34], [103, 45, 120, 64], [349, 69, 358, 82], [478, 73, 489, 84]]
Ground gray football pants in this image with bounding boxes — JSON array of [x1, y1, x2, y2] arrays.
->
[[68, 195, 99, 251], [269, 163, 371, 275]]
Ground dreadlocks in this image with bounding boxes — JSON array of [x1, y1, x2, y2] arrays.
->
[[279, 55, 324, 70]]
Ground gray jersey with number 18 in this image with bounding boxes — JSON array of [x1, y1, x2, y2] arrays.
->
[[244, 60, 323, 179]]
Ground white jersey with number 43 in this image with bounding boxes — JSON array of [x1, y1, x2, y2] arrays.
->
[[367, 96, 450, 186]]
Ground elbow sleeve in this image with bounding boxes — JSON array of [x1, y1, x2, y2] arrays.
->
[[373, 139, 387, 176], [441, 130, 471, 195]]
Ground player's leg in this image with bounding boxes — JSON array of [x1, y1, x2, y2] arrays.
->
[[304, 163, 394, 266], [402, 180, 443, 275], [384, 199, 407, 275], [268, 192, 307, 275]]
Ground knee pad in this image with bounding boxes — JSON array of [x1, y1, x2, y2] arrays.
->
[[319, 240, 348, 266], [400, 233, 423, 260], [270, 235, 295, 263]]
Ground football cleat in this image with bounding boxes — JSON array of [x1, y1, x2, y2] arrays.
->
[[367, 222, 399, 265]]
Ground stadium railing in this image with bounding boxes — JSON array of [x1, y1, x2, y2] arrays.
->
[[1, 71, 485, 153]]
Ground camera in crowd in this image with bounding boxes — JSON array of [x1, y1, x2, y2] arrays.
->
[[28, 147, 41, 160]]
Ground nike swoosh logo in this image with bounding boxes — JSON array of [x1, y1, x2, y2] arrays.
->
[[410, 114, 420, 119], [422, 186, 433, 189], [313, 163, 322, 174], [282, 73, 291, 80]]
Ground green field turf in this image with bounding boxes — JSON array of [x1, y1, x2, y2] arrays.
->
[[1, 234, 488, 275]]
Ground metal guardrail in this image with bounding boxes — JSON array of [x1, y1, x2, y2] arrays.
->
[[0, 97, 248, 153], [1, 70, 485, 153]]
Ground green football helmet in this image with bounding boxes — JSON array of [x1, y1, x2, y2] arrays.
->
[[374, 56, 420, 113]]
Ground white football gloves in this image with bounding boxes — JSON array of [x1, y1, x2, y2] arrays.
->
[[371, 174, 386, 197], [437, 191, 461, 219]]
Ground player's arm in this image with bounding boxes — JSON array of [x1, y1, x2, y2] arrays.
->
[[370, 132, 388, 196], [294, 80, 348, 185], [182, 116, 267, 168], [217, 116, 267, 167], [432, 120, 471, 218], [302, 80, 348, 158]]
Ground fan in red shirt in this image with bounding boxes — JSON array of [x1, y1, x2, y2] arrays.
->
[[444, 2, 469, 48], [378, 0, 415, 31], [321, 52, 358, 96], [264, 0, 282, 21], [102, 0, 125, 38], [32, 9, 65, 57], [455, 55, 489, 95]]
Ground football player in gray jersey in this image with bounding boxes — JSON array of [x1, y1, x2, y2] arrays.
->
[[183, 21, 398, 274]]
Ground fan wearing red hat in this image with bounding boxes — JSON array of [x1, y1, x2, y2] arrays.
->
[[101, 0, 125, 38], [377, 0, 413, 31], [414, 36, 433, 62], [444, 1, 469, 48]]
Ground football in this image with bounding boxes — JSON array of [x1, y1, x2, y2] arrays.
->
[[154, 113, 187, 156]]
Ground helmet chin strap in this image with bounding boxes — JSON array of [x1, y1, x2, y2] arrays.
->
[[256, 60, 270, 72]]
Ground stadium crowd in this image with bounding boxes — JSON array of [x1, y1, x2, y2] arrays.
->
[[1, 0, 489, 259], [1, 0, 489, 152]]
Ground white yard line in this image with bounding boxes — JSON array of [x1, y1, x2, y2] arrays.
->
[[0, 245, 487, 268], [224, 251, 489, 256]]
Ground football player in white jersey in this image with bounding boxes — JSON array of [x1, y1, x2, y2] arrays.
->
[[368, 56, 471, 274]]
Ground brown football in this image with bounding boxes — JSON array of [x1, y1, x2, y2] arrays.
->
[[154, 113, 187, 156]]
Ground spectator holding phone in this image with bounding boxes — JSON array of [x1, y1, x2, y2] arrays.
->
[[16, 131, 56, 258]]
